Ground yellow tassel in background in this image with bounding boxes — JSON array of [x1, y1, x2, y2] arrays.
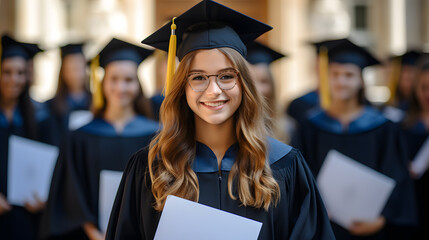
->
[[387, 57, 402, 105], [91, 55, 104, 110], [319, 46, 331, 110], [164, 17, 177, 96]]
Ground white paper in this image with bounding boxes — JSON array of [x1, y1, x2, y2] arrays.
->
[[410, 136, 429, 179], [154, 195, 263, 240], [317, 149, 396, 229], [99, 170, 123, 233], [68, 110, 93, 131], [7, 135, 59, 206]]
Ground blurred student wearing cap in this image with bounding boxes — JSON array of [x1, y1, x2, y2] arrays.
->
[[286, 38, 345, 128], [292, 38, 417, 239], [45, 43, 92, 147], [246, 41, 290, 143], [399, 54, 429, 239], [0, 34, 49, 240], [106, 1, 334, 239], [40, 38, 159, 240]]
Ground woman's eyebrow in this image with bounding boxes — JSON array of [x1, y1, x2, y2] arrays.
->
[[189, 67, 235, 73]]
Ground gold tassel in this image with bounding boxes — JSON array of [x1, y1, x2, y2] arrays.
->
[[387, 57, 402, 105], [319, 46, 331, 110], [91, 55, 104, 110], [164, 17, 177, 96]]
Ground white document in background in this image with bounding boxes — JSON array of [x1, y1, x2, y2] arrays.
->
[[68, 110, 93, 131], [409, 136, 429, 179], [7, 135, 59, 206], [99, 170, 123, 233], [154, 195, 263, 240], [317, 150, 396, 229]]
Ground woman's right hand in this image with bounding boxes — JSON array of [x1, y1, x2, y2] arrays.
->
[[0, 193, 12, 215]]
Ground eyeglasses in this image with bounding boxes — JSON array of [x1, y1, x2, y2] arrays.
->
[[187, 69, 239, 92]]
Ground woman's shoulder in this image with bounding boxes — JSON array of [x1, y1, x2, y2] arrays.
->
[[124, 146, 151, 176]]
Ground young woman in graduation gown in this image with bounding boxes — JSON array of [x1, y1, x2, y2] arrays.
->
[[39, 38, 159, 240], [292, 39, 418, 239], [400, 56, 429, 239], [45, 44, 92, 147], [0, 34, 51, 240], [106, 1, 335, 239]]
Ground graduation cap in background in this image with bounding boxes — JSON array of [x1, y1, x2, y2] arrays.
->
[[1, 34, 43, 61], [90, 38, 154, 110], [317, 38, 380, 110], [141, 0, 272, 95], [246, 41, 286, 65], [310, 38, 347, 55], [60, 43, 85, 59]]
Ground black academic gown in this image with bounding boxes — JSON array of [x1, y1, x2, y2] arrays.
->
[[0, 107, 52, 240], [400, 121, 429, 239], [45, 94, 91, 147], [286, 90, 319, 125], [292, 106, 418, 240], [39, 116, 159, 240], [105, 137, 335, 240]]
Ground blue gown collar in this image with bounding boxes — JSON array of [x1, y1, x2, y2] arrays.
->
[[0, 108, 23, 128], [78, 116, 159, 137], [308, 106, 388, 134], [67, 94, 90, 110], [192, 137, 292, 173], [407, 120, 428, 134]]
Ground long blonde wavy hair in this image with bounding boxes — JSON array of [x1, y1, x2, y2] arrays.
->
[[148, 47, 280, 211]]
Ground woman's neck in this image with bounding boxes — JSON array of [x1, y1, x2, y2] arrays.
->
[[327, 98, 363, 127], [0, 97, 18, 122], [103, 105, 136, 133], [195, 117, 237, 165]]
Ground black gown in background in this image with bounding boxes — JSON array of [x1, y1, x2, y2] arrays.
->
[[39, 116, 159, 240], [400, 121, 429, 239], [0, 107, 56, 240], [286, 90, 319, 125], [292, 106, 418, 240], [106, 137, 335, 240]]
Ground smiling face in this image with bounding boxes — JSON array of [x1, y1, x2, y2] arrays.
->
[[103, 60, 141, 110], [185, 49, 242, 126], [0, 57, 28, 102], [328, 62, 363, 103]]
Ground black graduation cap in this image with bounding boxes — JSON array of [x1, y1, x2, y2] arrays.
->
[[1, 34, 42, 60], [327, 39, 380, 69], [310, 38, 347, 55], [399, 50, 422, 66], [141, 0, 272, 61], [246, 41, 286, 65], [97, 38, 154, 68], [60, 43, 84, 59]]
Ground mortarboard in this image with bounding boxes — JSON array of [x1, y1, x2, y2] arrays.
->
[[327, 39, 380, 69], [141, 0, 272, 95], [310, 38, 346, 55], [1, 34, 42, 61], [97, 38, 154, 68], [90, 38, 154, 110], [246, 41, 286, 65], [60, 43, 84, 59]]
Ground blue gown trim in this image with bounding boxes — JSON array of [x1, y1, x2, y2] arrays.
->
[[78, 116, 159, 137], [0, 108, 23, 128], [193, 137, 292, 173], [308, 106, 388, 134], [300, 90, 319, 105]]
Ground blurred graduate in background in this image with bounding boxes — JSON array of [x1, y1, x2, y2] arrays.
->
[[0, 34, 51, 240], [45, 43, 92, 147], [246, 41, 289, 142], [292, 38, 418, 239], [400, 54, 429, 240], [40, 38, 159, 240]]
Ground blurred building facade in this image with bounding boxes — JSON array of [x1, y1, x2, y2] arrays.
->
[[0, 0, 428, 106]]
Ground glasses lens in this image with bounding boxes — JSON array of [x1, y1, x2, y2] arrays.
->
[[217, 70, 238, 90], [188, 73, 208, 91]]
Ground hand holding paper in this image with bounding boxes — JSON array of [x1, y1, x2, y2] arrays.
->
[[317, 150, 396, 230]]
